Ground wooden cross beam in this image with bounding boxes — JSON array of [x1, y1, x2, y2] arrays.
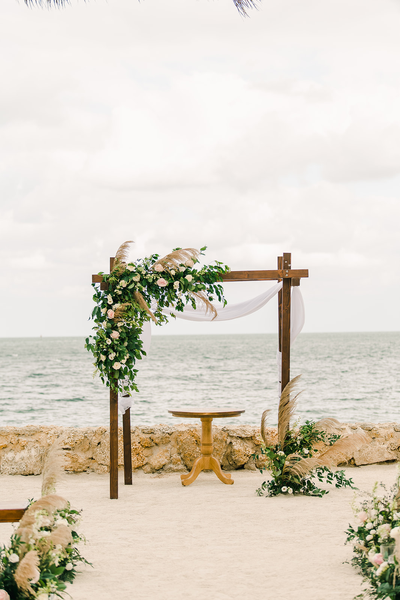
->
[[92, 252, 308, 499]]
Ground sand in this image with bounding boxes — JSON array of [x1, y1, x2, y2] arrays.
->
[[1, 464, 398, 600]]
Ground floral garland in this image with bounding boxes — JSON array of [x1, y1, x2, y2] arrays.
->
[[0, 496, 89, 600], [346, 472, 400, 599], [85, 243, 230, 395]]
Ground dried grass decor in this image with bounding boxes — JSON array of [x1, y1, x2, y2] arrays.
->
[[86, 242, 229, 395], [255, 375, 370, 497]]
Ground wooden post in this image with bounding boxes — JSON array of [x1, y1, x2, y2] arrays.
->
[[123, 408, 132, 485], [109, 386, 119, 499], [281, 252, 291, 393], [277, 256, 283, 355]]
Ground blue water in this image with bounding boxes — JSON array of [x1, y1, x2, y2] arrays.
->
[[0, 333, 399, 427]]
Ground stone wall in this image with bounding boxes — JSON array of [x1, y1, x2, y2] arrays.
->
[[0, 422, 399, 476]]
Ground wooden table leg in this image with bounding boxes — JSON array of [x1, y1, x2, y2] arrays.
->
[[181, 417, 234, 486]]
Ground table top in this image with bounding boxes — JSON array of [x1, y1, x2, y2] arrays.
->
[[168, 409, 245, 419]]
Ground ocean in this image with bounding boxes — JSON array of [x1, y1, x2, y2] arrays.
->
[[0, 332, 399, 428]]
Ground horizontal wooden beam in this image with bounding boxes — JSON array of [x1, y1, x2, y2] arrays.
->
[[92, 269, 308, 285], [0, 506, 27, 523], [221, 269, 308, 282]]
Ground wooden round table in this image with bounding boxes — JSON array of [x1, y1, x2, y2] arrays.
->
[[168, 409, 245, 486]]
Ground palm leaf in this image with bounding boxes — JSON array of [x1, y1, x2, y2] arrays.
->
[[24, 0, 258, 15], [317, 430, 370, 467], [114, 240, 134, 274], [278, 374, 302, 447], [314, 417, 342, 434], [14, 551, 40, 594], [260, 409, 271, 444], [283, 454, 323, 478], [190, 291, 218, 319], [133, 291, 157, 324], [154, 248, 200, 271], [41, 439, 64, 497]]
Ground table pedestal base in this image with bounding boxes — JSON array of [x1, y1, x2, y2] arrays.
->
[[180, 417, 234, 486], [181, 455, 233, 486]]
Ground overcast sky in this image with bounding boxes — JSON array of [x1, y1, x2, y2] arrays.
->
[[1, 0, 399, 338]]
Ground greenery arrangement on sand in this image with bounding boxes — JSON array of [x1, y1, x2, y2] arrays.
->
[[0, 445, 89, 600], [255, 375, 369, 497]]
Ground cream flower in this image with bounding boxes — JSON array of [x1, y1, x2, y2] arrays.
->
[[132, 275, 140, 282], [113, 362, 121, 370], [100, 355, 106, 362], [127, 265, 135, 271], [154, 263, 164, 272], [179, 266, 186, 272], [185, 259, 194, 268], [106, 339, 112, 345], [109, 352, 116, 360], [185, 275, 193, 282], [65, 563, 73, 571], [173, 281, 179, 290], [170, 270, 176, 276], [8, 553, 19, 563], [157, 278, 168, 287], [107, 294, 113, 304], [120, 280, 127, 288], [107, 309, 115, 319], [110, 331, 120, 339]]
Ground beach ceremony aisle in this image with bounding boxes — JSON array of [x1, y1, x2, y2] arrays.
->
[[2, 464, 397, 599]]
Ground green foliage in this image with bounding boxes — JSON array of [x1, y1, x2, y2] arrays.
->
[[0, 502, 90, 599], [345, 474, 400, 599], [86, 247, 230, 395], [254, 419, 355, 497]]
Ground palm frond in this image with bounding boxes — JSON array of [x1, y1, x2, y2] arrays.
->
[[260, 409, 271, 444], [154, 248, 200, 271], [190, 291, 218, 319], [114, 240, 134, 274], [41, 440, 64, 497], [14, 551, 40, 594], [233, 0, 258, 16], [314, 418, 342, 434], [133, 291, 157, 324], [278, 375, 302, 447], [317, 430, 370, 467], [283, 454, 322, 478], [49, 524, 73, 548]]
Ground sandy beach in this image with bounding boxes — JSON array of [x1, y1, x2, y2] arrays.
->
[[1, 463, 398, 600]]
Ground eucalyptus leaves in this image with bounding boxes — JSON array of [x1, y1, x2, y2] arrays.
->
[[85, 243, 230, 395]]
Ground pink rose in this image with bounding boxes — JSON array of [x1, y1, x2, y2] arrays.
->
[[372, 553, 384, 566], [154, 263, 164, 272], [358, 511, 368, 522], [156, 278, 168, 287], [110, 331, 120, 339], [0, 591, 11, 600], [107, 309, 115, 319]]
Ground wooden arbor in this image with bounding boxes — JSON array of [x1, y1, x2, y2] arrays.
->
[[92, 252, 308, 498]]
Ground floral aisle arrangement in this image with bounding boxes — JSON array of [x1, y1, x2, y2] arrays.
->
[[346, 473, 400, 600], [254, 375, 369, 497], [85, 242, 230, 395], [0, 497, 89, 600]]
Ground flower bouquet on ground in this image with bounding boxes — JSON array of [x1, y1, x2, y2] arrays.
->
[[346, 472, 400, 600], [254, 375, 369, 497], [0, 444, 90, 600]]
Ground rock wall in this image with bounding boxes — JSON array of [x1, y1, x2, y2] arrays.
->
[[0, 422, 399, 476]]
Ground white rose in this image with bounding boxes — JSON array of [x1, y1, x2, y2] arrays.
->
[[120, 280, 127, 288], [366, 534, 373, 541], [65, 563, 73, 571], [107, 295, 113, 304], [179, 266, 186, 272], [185, 275, 193, 282], [185, 259, 194, 267], [170, 270, 175, 276], [288, 488, 293, 494], [113, 362, 121, 370], [370, 529, 376, 535], [100, 355, 106, 362], [127, 265, 135, 271], [8, 553, 20, 563], [366, 523, 374, 530], [106, 339, 112, 345], [376, 561, 389, 577], [281, 487, 288, 493], [303, 449, 309, 454], [173, 281, 179, 290], [391, 526, 400, 538], [101, 307, 107, 315], [109, 352, 116, 360], [132, 275, 140, 282]]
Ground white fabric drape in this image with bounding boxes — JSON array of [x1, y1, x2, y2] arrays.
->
[[119, 284, 305, 412]]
